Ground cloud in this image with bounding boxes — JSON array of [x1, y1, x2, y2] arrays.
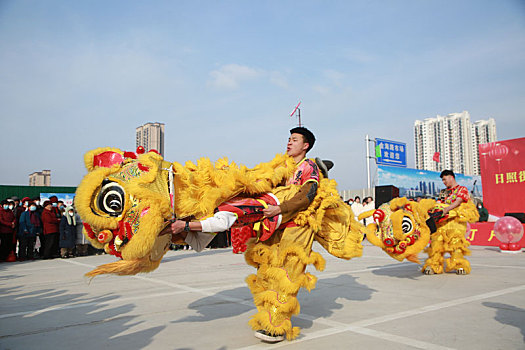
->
[[269, 71, 289, 89], [207, 64, 291, 90], [342, 48, 377, 64], [207, 64, 262, 89], [323, 69, 345, 86], [312, 85, 332, 95]]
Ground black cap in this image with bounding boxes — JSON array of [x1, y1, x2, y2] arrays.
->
[[290, 127, 316, 152]]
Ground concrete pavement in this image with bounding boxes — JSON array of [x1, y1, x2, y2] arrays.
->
[[1, 242, 524, 350]]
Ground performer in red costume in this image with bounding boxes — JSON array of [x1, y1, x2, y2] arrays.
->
[[423, 170, 479, 275], [162, 127, 363, 342]]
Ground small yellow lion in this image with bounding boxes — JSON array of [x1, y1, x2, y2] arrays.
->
[[358, 198, 436, 263]]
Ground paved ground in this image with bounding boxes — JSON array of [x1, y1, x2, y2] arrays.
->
[[1, 242, 524, 350]]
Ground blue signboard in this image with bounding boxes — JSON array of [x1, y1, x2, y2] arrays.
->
[[376, 138, 407, 167]]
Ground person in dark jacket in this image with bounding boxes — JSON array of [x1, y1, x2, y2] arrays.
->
[[41, 200, 61, 259], [18, 202, 42, 260], [477, 201, 489, 222], [0, 199, 16, 261], [59, 206, 79, 258]]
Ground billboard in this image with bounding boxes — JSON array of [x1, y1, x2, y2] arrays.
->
[[479, 137, 525, 217], [375, 138, 407, 167], [40, 192, 75, 206], [377, 165, 482, 199]]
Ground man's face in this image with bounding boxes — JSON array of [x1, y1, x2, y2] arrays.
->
[[287, 133, 309, 158], [441, 175, 455, 188]]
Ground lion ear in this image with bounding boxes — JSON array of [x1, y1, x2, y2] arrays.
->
[[390, 197, 409, 211], [415, 199, 437, 218], [84, 148, 125, 172]]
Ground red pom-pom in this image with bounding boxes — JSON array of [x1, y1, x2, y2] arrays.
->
[[97, 230, 113, 244], [373, 209, 386, 223], [383, 237, 395, 247], [149, 149, 160, 155], [393, 246, 406, 254], [136, 146, 145, 154]]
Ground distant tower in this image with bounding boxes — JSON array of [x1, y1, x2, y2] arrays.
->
[[471, 118, 497, 175], [136, 122, 165, 157], [29, 170, 51, 186], [414, 111, 497, 175]]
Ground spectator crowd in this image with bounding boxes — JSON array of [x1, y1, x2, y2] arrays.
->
[[1, 192, 488, 262], [0, 195, 232, 263]]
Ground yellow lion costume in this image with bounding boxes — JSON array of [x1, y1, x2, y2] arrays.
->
[[422, 201, 479, 274], [76, 147, 296, 276], [358, 198, 436, 263]]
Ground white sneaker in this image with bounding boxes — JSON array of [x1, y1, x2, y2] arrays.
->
[[254, 330, 285, 343], [423, 267, 435, 275]]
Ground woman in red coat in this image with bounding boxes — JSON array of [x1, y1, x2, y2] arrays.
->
[[0, 199, 16, 261], [41, 200, 61, 259]]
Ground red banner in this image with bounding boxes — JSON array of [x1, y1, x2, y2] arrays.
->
[[468, 222, 525, 247], [479, 137, 525, 217]]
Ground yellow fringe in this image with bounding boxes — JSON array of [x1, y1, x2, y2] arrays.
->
[[85, 256, 161, 277], [245, 241, 326, 340], [422, 201, 477, 274]]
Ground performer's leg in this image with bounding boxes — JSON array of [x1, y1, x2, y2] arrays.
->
[[422, 232, 445, 274], [245, 226, 325, 341], [443, 222, 471, 274]]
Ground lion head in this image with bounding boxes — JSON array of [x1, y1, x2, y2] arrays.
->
[[359, 197, 436, 263], [75, 147, 173, 276]]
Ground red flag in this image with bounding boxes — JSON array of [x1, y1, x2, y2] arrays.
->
[[433, 152, 440, 162]]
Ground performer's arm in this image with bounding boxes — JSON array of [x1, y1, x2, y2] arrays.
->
[[263, 181, 318, 222], [159, 212, 237, 252], [443, 197, 464, 216]]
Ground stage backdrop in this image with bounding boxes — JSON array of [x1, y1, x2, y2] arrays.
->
[[377, 166, 482, 199], [479, 137, 525, 217]]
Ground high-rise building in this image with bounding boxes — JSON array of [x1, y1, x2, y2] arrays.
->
[[29, 170, 51, 186], [136, 122, 165, 157], [414, 111, 497, 175], [471, 118, 497, 175]]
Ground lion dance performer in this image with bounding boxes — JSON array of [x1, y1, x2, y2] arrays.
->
[[76, 127, 364, 343], [422, 170, 479, 275]]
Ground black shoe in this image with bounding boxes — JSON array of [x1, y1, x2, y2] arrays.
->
[[254, 330, 285, 343]]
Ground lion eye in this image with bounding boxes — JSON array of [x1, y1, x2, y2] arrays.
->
[[97, 180, 125, 217], [401, 216, 413, 233]]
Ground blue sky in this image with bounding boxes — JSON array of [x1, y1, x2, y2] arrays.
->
[[0, 1, 524, 190]]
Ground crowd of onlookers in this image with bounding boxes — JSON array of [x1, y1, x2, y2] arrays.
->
[[0, 195, 233, 263], [1, 192, 489, 262], [344, 196, 376, 226], [0, 195, 99, 262], [343, 194, 489, 224]]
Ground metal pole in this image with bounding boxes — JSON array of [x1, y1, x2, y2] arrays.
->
[[298, 108, 301, 127], [366, 134, 371, 190]]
